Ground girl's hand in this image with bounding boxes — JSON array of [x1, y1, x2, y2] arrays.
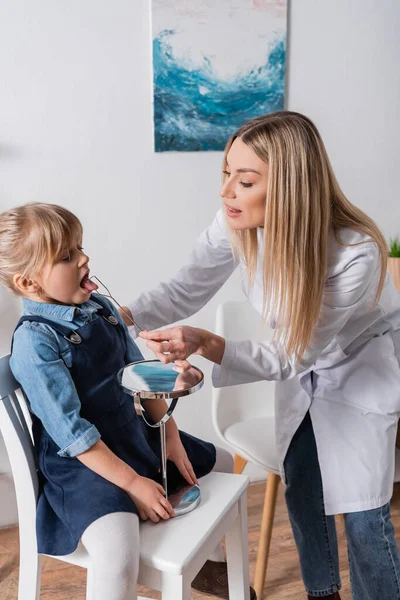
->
[[139, 326, 204, 363], [166, 433, 199, 486], [126, 475, 175, 522]]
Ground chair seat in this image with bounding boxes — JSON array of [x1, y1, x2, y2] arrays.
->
[[51, 472, 249, 576], [139, 472, 248, 574], [225, 417, 280, 474]]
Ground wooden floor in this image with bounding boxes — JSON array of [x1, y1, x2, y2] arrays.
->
[[1, 482, 400, 600]]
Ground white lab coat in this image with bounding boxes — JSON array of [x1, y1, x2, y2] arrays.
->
[[128, 209, 400, 514]]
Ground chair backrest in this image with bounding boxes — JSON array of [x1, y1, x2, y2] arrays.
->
[[212, 301, 276, 441], [0, 354, 39, 545]]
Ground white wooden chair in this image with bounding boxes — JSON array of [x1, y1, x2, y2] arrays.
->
[[212, 301, 280, 600], [0, 353, 250, 600]]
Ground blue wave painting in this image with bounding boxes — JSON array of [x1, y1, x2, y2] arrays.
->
[[152, 29, 286, 152]]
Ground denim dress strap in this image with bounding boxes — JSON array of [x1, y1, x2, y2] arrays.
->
[[13, 295, 118, 346], [14, 315, 81, 345]]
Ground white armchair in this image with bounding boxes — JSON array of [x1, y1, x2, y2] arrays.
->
[[212, 301, 280, 600]]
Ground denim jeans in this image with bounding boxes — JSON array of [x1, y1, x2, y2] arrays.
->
[[284, 411, 400, 599]]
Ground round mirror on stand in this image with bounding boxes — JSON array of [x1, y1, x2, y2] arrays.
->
[[118, 359, 204, 516]]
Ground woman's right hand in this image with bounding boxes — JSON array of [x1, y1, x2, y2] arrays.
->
[[126, 475, 175, 522], [140, 326, 226, 365]]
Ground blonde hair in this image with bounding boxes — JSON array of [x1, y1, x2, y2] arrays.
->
[[223, 111, 388, 361], [0, 203, 83, 295]]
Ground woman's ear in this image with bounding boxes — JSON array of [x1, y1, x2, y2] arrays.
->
[[13, 273, 39, 296]]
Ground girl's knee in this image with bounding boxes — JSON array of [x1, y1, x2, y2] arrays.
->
[[101, 551, 138, 580], [82, 511, 140, 570], [213, 446, 234, 474]]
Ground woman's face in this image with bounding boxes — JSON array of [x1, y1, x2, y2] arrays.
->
[[220, 136, 268, 229]]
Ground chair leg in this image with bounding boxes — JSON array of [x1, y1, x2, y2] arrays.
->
[[161, 572, 191, 600], [234, 454, 248, 474], [18, 551, 42, 600], [225, 494, 251, 600], [253, 472, 280, 600], [86, 567, 94, 600]]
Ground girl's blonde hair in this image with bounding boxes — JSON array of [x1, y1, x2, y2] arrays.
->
[[223, 111, 388, 361], [0, 203, 83, 295]]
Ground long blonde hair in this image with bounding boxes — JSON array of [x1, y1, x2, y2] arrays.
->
[[223, 111, 388, 361], [0, 202, 83, 295]]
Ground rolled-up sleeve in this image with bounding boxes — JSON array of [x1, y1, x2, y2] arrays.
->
[[10, 324, 100, 458], [56, 424, 100, 457], [213, 244, 381, 387]]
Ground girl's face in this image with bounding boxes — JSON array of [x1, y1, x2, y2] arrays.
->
[[35, 243, 94, 305], [220, 136, 268, 230]]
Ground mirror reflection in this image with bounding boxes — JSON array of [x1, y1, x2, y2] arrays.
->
[[118, 359, 203, 397]]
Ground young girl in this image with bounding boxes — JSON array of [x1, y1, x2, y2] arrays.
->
[[0, 203, 254, 600], [121, 111, 400, 600]]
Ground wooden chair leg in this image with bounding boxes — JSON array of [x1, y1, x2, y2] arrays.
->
[[234, 454, 248, 474], [253, 472, 280, 600]]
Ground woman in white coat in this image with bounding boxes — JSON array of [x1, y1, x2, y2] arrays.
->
[[122, 111, 400, 600]]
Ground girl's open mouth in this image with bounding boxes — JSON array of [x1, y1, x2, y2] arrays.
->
[[80, 274, 98, 293]]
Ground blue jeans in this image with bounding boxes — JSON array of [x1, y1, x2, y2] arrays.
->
[[284, 411, 400, 599]]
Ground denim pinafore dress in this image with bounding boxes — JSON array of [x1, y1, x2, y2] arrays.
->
[[13, 296, 216, 556]]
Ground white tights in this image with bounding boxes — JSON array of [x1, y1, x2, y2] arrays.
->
[[79, 446, 233, 600], [81, 511, 140, 600]]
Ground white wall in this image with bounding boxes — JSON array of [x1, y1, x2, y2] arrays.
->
[[288, 0, 400, 231], [1, 1, 400, 518]]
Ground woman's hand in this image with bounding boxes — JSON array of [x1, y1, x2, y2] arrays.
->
[[126, 474, 175, 522], [140, 326, 203, 362], [166, 432, 199, 486], [139, 326, 225, 364]]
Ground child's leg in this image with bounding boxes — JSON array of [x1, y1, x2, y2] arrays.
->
[[81, 512, 140, 600], [213, 445, 234, 474], [344, 503, 400, 600]]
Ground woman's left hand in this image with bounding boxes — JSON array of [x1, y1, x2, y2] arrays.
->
[[166, 433, 199, 486], [139, 326, 204, 363]]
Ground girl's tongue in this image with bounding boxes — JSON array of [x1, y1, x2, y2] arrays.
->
[[81, 275, 98, 293]]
